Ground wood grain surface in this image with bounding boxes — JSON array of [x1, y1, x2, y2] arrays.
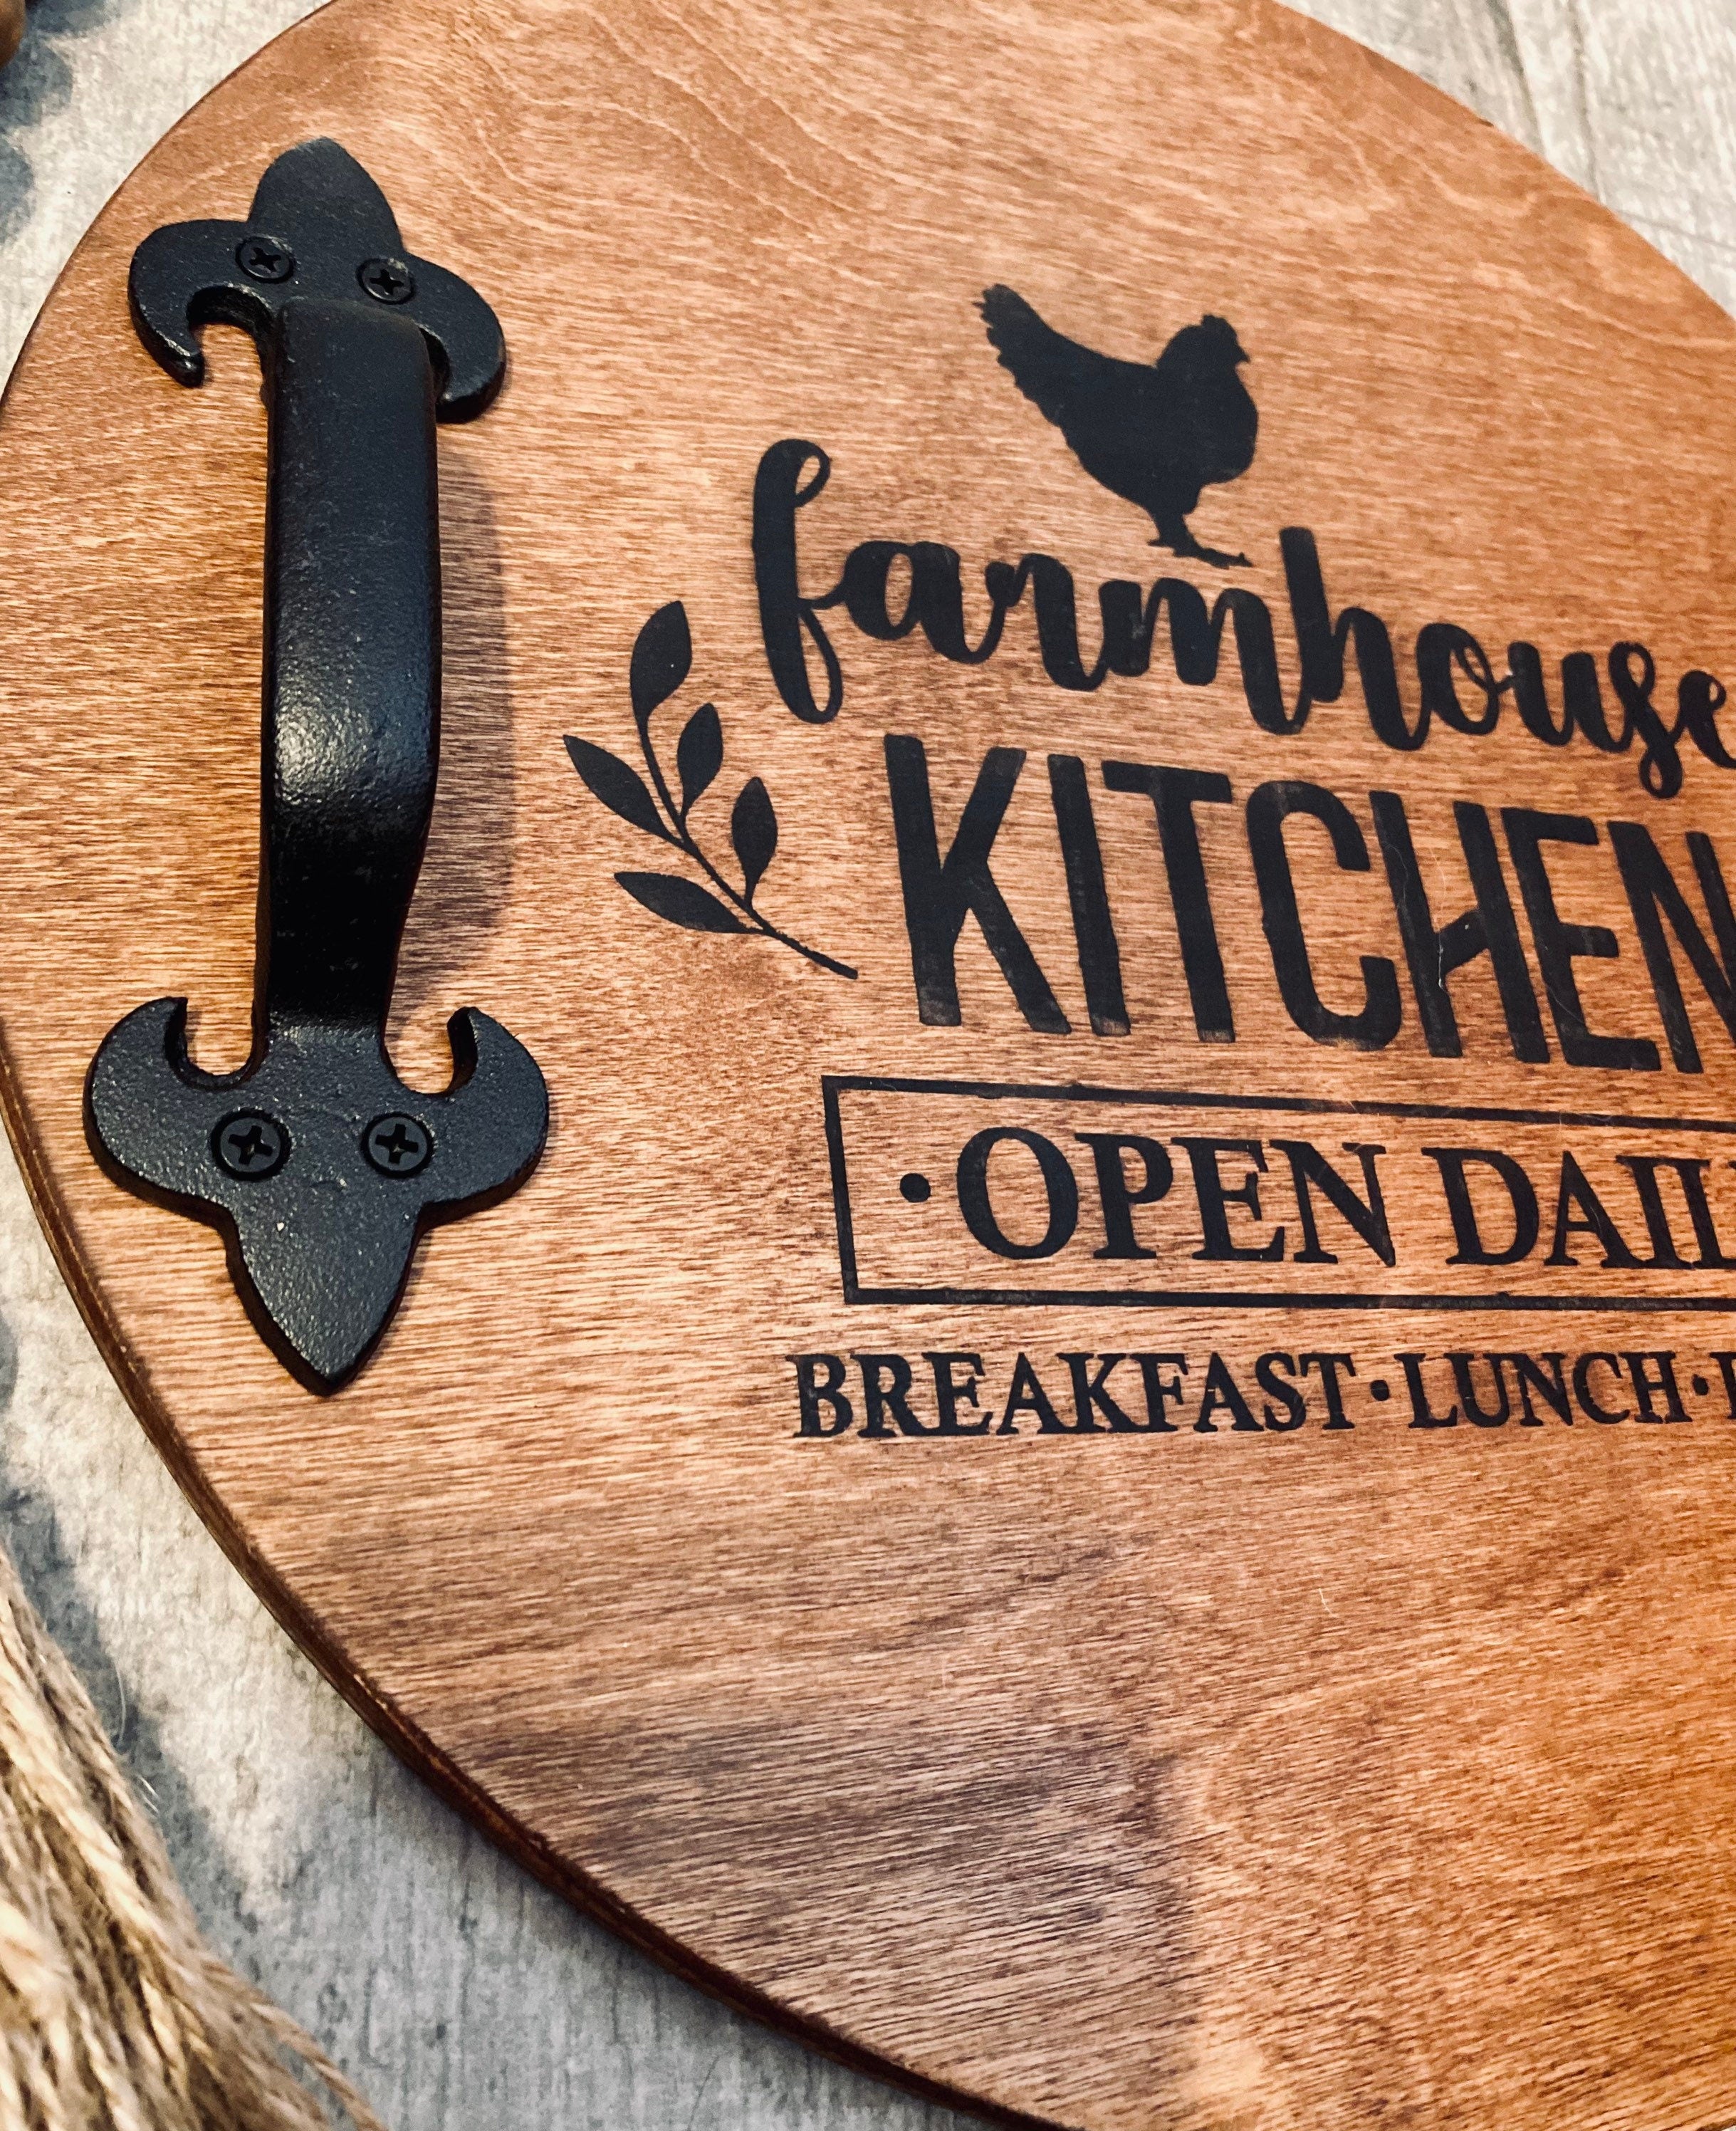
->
[[6, 1, 1736, 2126]]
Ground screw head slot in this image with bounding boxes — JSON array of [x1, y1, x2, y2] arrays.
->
[[214, 1110, 288, 1179], [363, 1113, 432, 1177], [357, 255, 415, 304], [236, 234, 294, 283]]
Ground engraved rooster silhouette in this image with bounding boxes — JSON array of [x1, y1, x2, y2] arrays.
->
[[980, 285, 1257, 568]]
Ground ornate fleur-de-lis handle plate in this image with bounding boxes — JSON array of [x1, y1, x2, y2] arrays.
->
[[85, 138, 548, 1391]]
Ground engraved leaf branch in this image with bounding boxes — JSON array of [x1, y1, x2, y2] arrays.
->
[[563, 603, 856, 979]]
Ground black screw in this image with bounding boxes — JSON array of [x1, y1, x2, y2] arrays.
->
[[236, 234, 294, 283], [364, 1113, 432, 1177], [357, 256, 415, 304], [214, 1111, 288, 1179]]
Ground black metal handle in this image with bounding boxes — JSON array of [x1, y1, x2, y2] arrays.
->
[[263, 295, 440, 1032], [85, 140, 548, 1393]]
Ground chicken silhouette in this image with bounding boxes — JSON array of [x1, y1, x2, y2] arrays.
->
[[980, 285, 1257, 568]]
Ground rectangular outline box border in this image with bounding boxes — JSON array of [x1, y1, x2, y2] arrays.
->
[[822, 1074, 1736, 1313]]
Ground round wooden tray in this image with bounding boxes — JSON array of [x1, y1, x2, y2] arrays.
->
[[4, 1, 1736, 2122]]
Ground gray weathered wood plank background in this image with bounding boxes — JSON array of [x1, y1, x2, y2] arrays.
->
[[1, 1, 1732, 2123]]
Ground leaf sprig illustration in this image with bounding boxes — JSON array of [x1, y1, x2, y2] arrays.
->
[[564, 603, 856, 979]]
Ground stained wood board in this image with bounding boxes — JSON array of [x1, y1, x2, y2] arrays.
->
[[4, 1, 1736, 2124]]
